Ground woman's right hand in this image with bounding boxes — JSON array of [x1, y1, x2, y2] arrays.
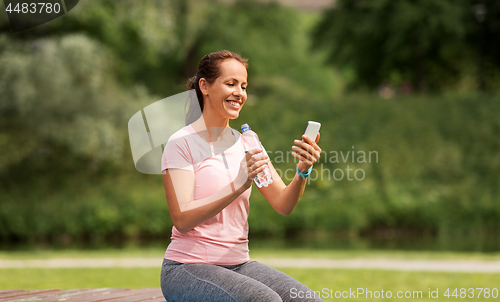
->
[[234, 149, 270, 191]]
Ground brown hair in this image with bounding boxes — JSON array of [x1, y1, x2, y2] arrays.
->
[[185, 50, 248, 124]]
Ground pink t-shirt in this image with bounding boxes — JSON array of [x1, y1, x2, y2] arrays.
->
[[161, 124, 252, 265]]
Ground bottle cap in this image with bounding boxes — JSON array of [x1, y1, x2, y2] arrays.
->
[[241, 124, 251, 133]]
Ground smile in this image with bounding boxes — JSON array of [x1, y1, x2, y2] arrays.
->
[[226, 100, 241, 109]]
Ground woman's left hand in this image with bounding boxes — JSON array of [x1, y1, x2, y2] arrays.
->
[[291, 133, 321, 173]]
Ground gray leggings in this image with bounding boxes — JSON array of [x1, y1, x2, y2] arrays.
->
[[160, 258, 323, 302]]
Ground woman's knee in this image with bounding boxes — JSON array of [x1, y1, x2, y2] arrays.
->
[[245, 288, 283, 302], [235, 261, 322, 302], [160, 261, 284, 302]]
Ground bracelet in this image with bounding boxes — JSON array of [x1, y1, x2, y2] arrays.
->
[[296, 164, 313, 178]]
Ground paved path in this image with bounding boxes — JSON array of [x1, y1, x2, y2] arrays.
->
[[1, 258, 500, 273]]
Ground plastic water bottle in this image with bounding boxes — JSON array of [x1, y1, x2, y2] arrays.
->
[[240, 124, 273, 188]]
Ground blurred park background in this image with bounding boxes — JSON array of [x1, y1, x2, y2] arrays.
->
[[1, 0, 500, 260]]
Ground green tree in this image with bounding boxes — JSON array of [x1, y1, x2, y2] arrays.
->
[[0, 34, 156, 179], [313, 0, 500, 91]]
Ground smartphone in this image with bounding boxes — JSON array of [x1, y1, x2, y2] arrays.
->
[[303, 121, 321, 141]]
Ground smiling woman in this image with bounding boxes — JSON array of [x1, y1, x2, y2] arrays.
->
[[185, 51, 249, 125], [201, 59, 248, 119], [159, 50, 322, 302]]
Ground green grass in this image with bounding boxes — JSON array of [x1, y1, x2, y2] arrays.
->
[[5, 248, 500, 263], [281, 268, 500, 302], [2, 247, 500, 261], [2, 247, 500, 301], [0, 246, 166, 260], [0, 268, 160, 290], [249, 248, 500, 261], [1, 267, 499, 302]]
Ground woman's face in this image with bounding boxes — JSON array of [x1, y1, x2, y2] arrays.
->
[[202, 59, 248, 121]]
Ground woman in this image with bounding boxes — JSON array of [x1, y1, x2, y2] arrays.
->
[[160, 50, 322, 302]]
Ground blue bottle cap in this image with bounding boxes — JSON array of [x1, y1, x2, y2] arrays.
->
[[241, 124, 251, 133]]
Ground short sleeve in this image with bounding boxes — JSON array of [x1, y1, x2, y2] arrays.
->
[[161, 134, 194, 173]]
